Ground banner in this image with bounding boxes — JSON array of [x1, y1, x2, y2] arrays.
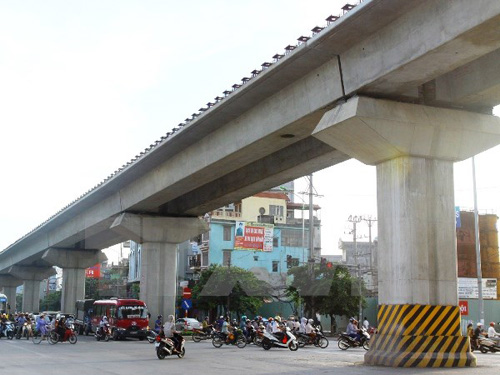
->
[[234, 221, 274, 252], [85, 264, 101, 278], [458, 278, 497, 299]]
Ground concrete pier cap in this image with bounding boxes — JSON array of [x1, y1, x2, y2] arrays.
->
[[313, 96, 500, 368], [110, 213, 209, 244], [42, 248, 108, 269], [312, 96, 500, 165]]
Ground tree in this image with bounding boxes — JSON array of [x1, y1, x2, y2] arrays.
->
[[192, 265, 271, 319], [39, 291, 61, 311], [85, 278, 100, 300], [286, 264, 364, 333]]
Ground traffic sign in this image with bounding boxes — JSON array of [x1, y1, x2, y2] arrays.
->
[[182, 299, 192, 310], [183, 287, 192, 299]]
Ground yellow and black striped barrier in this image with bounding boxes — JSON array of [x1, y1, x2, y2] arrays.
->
[[364, 304, 476, 367]]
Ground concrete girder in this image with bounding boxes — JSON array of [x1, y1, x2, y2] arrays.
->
[[162, 137, 348, 216], [343, 0, 500, 99], [435, 48, 500, 110]]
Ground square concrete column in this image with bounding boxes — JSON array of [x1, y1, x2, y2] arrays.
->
[[111, 213, 208, 322], [377, 156, 457, 306], [313, 96, 500, 368], [8, 266, 56, 313], [0, 275, 21, 312], [42, 248, 107, 314]]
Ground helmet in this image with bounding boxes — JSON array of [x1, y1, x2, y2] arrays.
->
[[241, 315, 247, 320], [157, 315, 162, 319], [477, 322, 482, 326], [220, 316, 224, 319], [274, 316, 281, 322], [490, 322, 495, 327], [268, 317, 273, 321], [308, 319, 314, 324]]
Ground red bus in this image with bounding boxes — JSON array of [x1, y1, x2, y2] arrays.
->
[[91, 298, 149, 340]]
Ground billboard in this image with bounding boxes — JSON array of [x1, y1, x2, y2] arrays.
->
[[234, 221, 274, 252], [85, 264, 101, 278], [458, 278, 497, 299]]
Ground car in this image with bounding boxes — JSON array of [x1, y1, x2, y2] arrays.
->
[[175, 318, 202, 331]]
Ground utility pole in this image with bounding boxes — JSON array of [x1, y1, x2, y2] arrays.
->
[[472, 156, 484, 324], [362, 216, 377, 293], [308, 174, 314, 265], [348, 215, 363, 320]]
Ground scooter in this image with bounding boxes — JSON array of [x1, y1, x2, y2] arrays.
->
[[338, 327, 371, 351], [95, 323, 111, 342], [0, 321, 15, 339], [155, 333, 185, 359], [192, 326, 215, 342], [474, 336, 500, 353], [261, 327, 298, 351]]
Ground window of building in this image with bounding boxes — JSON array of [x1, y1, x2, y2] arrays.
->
[[273, 236, 279, 247], [269, 205, 284, 217], [223, 250, 232, 267], [223, 226, 232, 241], [287, 257, 300, 268], [272, 261, 279, 273], [281, 228, 309, 247], [202, 251, 209, 267]]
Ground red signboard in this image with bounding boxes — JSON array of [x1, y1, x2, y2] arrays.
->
[[85, 264, 101, 278], [183, 287, 192, 299], [234, 221, 274, 252], [459, 300, 468, 316]]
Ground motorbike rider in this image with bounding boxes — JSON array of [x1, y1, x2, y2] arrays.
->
[[162, 315, 181, 352], [0, 313, 8, 335], [15, 313, 26, 337], [271, 316, 284, 341], [347, 318, 360, 342], [99, 315, 109, 337], [487, 322, 500, 345], [473, 322, 484, 347], [36, 314, 47, 338], [299, 317, 307, 334], [306, 318, 316, 341], [55, 316, 67, 341], [154, 315, 163, 333]]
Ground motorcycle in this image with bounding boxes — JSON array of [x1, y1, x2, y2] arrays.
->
[[212, 328, 246, 348], [155, 333, 185, 359], [95, 323, 111, 342], [471, 336, 500, 353], [338, 327, 370, 350], [49, 327, 78, 344], [261, 327, 299, 351], [192, 326, 215, 342], [0, 321, 15, 339], [296, 327, 329, 348], [146, 327, 158, 343]]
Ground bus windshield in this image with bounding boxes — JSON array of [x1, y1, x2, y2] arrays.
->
[[117, 305, 148, 319]]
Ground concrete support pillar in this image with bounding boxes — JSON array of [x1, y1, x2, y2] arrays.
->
[[0, 275, 21, 312], [111, 213, 208, 323], [42, 248, 107, 314], [8, 266, 56, 313], [313, 96, 500, 368]]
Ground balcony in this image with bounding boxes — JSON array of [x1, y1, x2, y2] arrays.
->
[[211, 208, 242, 220], [188, 254, 201, 269]]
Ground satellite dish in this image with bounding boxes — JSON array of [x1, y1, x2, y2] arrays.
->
[[259, 207, 266, 215]]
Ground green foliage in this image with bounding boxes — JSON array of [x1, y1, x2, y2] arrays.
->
[[192, 264, 271, 317], [39, 291, 61, 312], [286, 264, 364, 320], [85, 278, 100, 300], [129, 283, 140, 299]]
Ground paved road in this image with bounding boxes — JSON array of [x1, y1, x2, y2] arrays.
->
[[1, 335, 499, 375]]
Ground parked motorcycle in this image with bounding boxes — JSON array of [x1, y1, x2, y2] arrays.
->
[[212, 329, 246, 348], [95, 323, 111, 342], [192, 327, 215, 342], [261, 327, 298, 351], [155, 333, 185, 359], [338, 327, 370, 350], [0, 321, 15, 339], [296, 327, 329, 348]]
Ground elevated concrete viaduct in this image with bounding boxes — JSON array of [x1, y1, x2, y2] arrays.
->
[[2, 0, 500, 366]]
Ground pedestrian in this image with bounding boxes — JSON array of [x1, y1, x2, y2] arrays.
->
[[363, 317, 370, 330]]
